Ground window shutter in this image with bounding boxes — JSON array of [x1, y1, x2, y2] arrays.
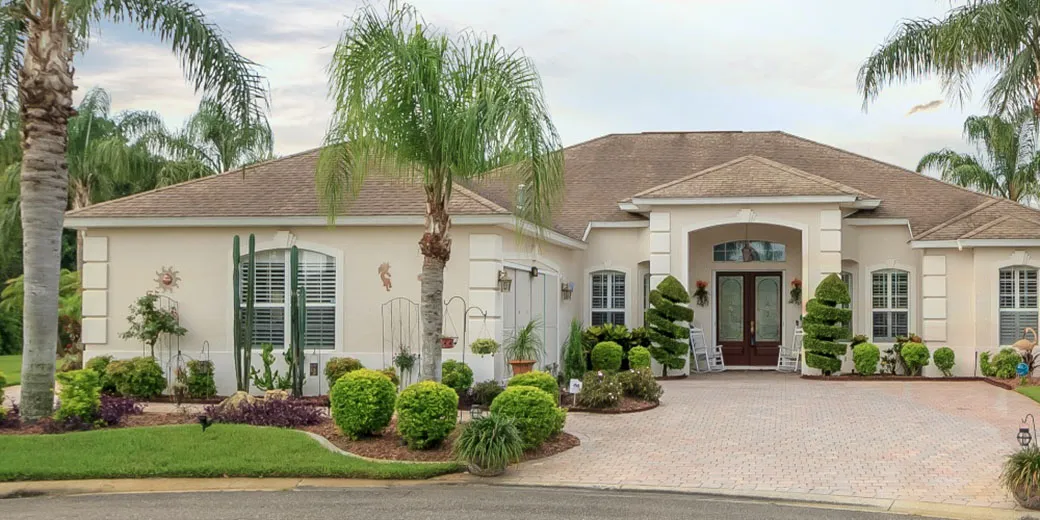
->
[[611, 274, 626, 309], [304, 307, 336, 348], [1002, 311, 1039, 346], [253, 307, 285, 347]]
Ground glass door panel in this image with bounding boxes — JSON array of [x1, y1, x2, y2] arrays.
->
[[755, 275, 781, 342], [718, 275, 744, 341]]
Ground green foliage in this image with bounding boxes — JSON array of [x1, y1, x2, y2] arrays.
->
[[803, 274, 851, 375], [471, 380, 504, 406], [250, 343, 282, 392], [1, 270, 81, 354], [590, 341, 623, 372], [616, 368, 664, 403], [647, 276, 691, 375], [504, 319, 543, 362], [452, 414, 524, 473], [900, 343, 930, 376], [54, 369, 101, 423], [120, 293, 187, 358], [1001, 446, 1040, 502], [627, 346, 651, 369], [324, 357, 363, 388], [933, 347, 956, 377], [379, 367, 400, 387], [980, 351, 995, 377], [441, 360, 474, 393], [470, 338, 499, 356], [0, 371, 5, 390], [85, 355, 116, 394], [852, 343, 880, 376], [330, 369, 397, 440], [395, 381, 458, 450], [850, 334, 869, 347], [993, 348, 1022, 379], [507, 371, 559, 403], [576, 371, 623, 409], [490, 385, 566, 449], [106, 357, 166, 399], [185, 360, 216, 399], [562, 319, 586, 381]]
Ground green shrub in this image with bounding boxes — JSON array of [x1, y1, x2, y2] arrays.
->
[[993, 348, 1022, 379], [452, 414, 524, 474], [470, 338, 499, 356], [106, 357, 166, 398], [490, 385, 566, 449], [329, 368, 397, 439], [980, 352, 995, 377], [591, 341, 623, 372], [441, 360, 474, 393], [85, 355, 116, 393], [562, 319, 586, 381], [933, 347, 956, 377], [616, 368, 663, 403], [186, 360, 217, 398], [576, 371, 623, 409], [647, 275, 692, 375], [396, 381, 459, 450], [471, 380, 504, 406], [627, 346, 651, 369], [803, 274, 852, 374], [54, 369, 101, 423], [852, 343, 880, 376], [900, 342, 930, 376], [0, 371, 6, 391], [507, 371, 559, 403], [324, 357, 363, 388], [379, 367, 400, 387], [1001, 446, 1040, 503]]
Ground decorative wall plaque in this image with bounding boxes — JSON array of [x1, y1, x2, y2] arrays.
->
[[155, 266, 181, 292]]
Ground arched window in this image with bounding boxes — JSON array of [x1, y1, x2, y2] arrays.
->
[[999, 266, 1038, 345], [871, 269, 908, 342], [712, 241, 786, 262], [590, 270, 625, 326], [240, 249, 337, 349]]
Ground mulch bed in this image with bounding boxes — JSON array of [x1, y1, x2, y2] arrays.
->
[[0, 411, 196, 436], [801, 375, 985, 382], [654, 374, 688, 381], [566, 397, 659, 414], [301, 417, 579, 463], [140, 395, 331, 407]]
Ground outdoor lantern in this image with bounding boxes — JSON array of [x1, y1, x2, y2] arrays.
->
[[530, 266, 539, 278], [497, 270, 513, 292], [561, 281, 574, 300], [741, 241, 754, 262], [1019, 426, 1033, 449]]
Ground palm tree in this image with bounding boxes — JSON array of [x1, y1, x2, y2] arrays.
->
[[859, 0, 1040, 116], [316, 2, 563, 381], [0, 1, 268, 420], [918, 111, 1040, 204]]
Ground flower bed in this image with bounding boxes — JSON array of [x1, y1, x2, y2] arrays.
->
[[564, 396, 659, 414]]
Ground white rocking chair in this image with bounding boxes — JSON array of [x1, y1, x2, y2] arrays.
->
[[690, 327, 726, 372], [777, 328, 803, 372]]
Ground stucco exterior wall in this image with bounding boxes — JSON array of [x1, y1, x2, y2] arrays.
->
[[581, 227, 650, 328]]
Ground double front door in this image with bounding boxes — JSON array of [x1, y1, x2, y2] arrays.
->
[[716, 272, 782, 366]]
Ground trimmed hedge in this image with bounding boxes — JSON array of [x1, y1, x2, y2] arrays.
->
[[852, 342, 880, 376], [933, 347, 955, 377], [330, 369, 397, 439], [441, 360, 474, 393], [901, 342, 930, 376], [395, 381, 458, 450], [324, 357, 363, 388], [591, 341, 623, 372], [647, 275, 692, 375], [802, 274, 851, 374], [106, 357, 166, 398], [628, 346, 651, 369], [490, 386, 566, 449], [507, 371, 559, 403]]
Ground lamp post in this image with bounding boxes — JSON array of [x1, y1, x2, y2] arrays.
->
[[1020, 414, 1037, 449]]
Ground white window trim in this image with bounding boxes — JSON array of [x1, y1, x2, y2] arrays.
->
[[225, 237, 345, 353], [584, 265, 631, 327], [995, 257, 1040, 346], [840, 267, 857, 333], [868, 268, 910, 343]]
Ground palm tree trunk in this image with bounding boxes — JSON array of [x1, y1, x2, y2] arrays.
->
[[17, 12, 75, 421], [418, 194, 451, 382]]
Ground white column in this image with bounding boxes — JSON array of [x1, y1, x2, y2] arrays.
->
[[649, 211, 671, 287], [921, 255, 948, 345], [819, 209, 842, 282], [81, 235, 109, 357], [466, 234, 504, 383]]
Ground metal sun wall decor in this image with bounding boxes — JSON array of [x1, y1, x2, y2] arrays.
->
[[379, 262, 393, 291], [155, 266, 181, 292]]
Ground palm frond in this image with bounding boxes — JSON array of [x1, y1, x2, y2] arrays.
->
[[0, 1, 24, 122]]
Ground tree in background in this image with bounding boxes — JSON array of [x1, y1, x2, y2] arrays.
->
[[918, 111, 1040, 204], [0, 0, 269, 420], [859, 0, 1040, 117], [803, 274, 852, 375], [316, 2, 563, 381], [647, 276, 692, 376]]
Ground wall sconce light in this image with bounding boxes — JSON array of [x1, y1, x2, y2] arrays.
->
[[561, 281, 574, 300], [497, 270, 513, 292], [530, 266, 539, 278]]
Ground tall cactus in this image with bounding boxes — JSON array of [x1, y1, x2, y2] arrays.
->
[[232, 234, 256, 391], [288, 246, 307, 397]]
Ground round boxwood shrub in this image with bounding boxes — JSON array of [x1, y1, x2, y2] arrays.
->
[[441, 360, 474, 393], [490, 385, 566, 449], [324, 357, 363, 388], [627, 346, 651, 369], [933, 346, 956, 377], [992, 348, 1022, 379], [901, 342, 930, 376], [106, 357, 166, 398], [590, 341, 623, 372], [330, 368, 397, 439], [396, 381, 459, 449], [507, 371, 559, 403], [852, 342, 880, 376], [471, 380, 504, 406]]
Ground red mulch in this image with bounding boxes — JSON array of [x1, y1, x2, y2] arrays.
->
[[654, 374, 689, 381], [139, 395, 332, 407], [563, 396, 659, 414], [301, 417, 579, 463]]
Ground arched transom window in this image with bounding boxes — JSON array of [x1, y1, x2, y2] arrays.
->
[[713, 241, 786, 262]]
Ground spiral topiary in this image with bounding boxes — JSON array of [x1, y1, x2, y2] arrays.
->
[[647, 275, 692, 376], [803, 274, 851, 375]]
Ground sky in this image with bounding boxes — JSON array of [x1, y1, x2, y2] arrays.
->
[[75, 0, 991, 172]]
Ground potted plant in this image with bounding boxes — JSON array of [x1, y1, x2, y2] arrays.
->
[[471, 338, 499, 356], [452, 414, 524, 477], [394, 347, 418, 373], [440, 336, 457, 349], [504, 319, 542, 375], [1002, 446, 1040, 509], [693, 280, 709, 307]]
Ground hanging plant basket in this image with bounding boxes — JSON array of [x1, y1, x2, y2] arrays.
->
[[441, 337, 457, 349]]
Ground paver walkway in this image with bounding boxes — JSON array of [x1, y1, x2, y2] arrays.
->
[[504, 372, 1038, 510]]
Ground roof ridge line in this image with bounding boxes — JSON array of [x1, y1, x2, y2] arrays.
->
[[628, 155, 758, 198], [746, 155, 874, 198], [960, 215, 1011, 239], [452, 182, 510, 214], [914, 199, 1001, 239]]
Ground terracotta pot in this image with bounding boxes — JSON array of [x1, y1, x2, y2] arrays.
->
[[467, 462, 506, 477], [509, 360, 536, 375], [1013, 486, 1040, 510], [440, 337, 456, 349]]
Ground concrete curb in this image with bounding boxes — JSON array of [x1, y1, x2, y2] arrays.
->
[[0, 478, 446, 498]]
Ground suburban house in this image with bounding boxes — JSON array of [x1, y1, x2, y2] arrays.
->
[[65, 131, 1040, 394]]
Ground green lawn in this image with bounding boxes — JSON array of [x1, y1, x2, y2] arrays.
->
[[0, 354, 19, 386], [0, 424, 461, 481], [1018, 386, 1040, 405]]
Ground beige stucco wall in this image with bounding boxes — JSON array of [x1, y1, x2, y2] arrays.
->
[[581, 226, 651, 328]]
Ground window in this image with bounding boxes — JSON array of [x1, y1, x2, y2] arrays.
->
[[240, 249, 336, 349], [643, 273, 651, 315], [871, 269, 908, 342], [1000, 267, 1038, 346], [713, 241, 786, 262], [591, 270, 625, 326], [839, 271, 854, 328]]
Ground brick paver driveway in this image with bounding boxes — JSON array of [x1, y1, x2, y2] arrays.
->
[[504, 372, 1039, 510]]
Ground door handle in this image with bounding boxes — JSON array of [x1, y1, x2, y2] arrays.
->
[[750, 320, 755, 346]]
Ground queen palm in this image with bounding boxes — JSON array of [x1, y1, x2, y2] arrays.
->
[[918, 111, 1040, 204], [859, 0, 1040, 116], [316, 2, 563, 381], [0, 0, 268, 420]]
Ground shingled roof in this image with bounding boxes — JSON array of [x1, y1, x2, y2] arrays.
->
[[67, 131, 1040, 242]]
